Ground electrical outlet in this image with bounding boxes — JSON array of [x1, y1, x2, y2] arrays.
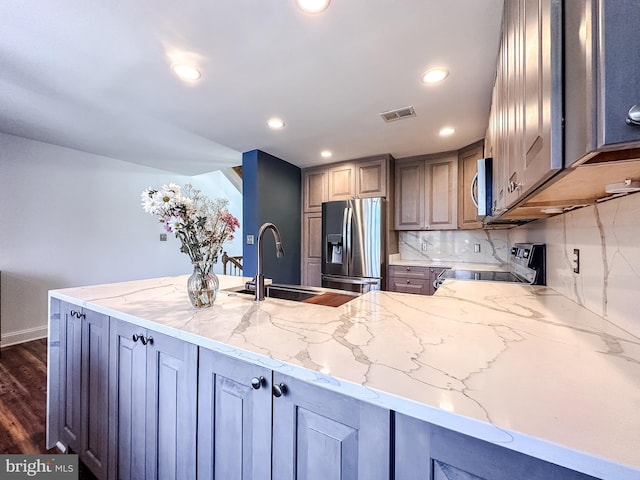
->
[[573, 248, 580, 274], [421, 243, 428, 251], [159, 233, 167, 242], [246, 235, 254, 245], [474, 243, 481, 253]]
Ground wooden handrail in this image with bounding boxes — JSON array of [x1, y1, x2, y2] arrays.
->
[[222, 252, 243, 275]]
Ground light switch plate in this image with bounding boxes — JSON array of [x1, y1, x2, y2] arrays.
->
[[246, 235, 254, 245], [474, 244, 481, 253], [160, 233, 167, 242]]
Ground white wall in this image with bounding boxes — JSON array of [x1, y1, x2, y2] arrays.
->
[[0, 133, 242, 346]]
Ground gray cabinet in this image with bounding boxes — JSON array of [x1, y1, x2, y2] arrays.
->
[[198, 351, 391, 480], [59, 302, 109, 479], [197, 348, 272, 480], [395, 155, 458, 230], [388, 265, 446, 296], [565, 0, 640, 166], [395, 413, 597, 480], [272, 373, 391, 480], [108, 318, 197, 480]]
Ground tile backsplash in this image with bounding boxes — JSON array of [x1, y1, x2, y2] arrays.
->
[[398, 192, 640, 337], [399, 230, 510, 265], [510, 192, 640, 338]]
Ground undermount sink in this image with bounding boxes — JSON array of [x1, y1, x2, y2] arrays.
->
[[224, 283, 359, 307]]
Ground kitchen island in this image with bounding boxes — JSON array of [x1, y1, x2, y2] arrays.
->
[[47, 274, 640, 479]]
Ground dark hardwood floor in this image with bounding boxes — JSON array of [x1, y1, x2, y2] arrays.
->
[[0, 339, 96, 479]]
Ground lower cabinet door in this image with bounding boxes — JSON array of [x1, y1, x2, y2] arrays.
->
[[59, 302, 83, 451], [145, 330, 198, 480], [272, 373, 391, 480], [108, 319, 147, 480], [197, 348, 272, 480], [109, 319, 198, 480], [79, 309, 110, 479], [395, 413, 598, 480]]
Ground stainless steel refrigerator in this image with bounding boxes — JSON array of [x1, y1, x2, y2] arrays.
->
[[321, 197, 386, 293]]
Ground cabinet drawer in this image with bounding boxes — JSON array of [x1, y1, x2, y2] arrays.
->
[[388, 277, 430, 295], [389, 265, 429, 279]]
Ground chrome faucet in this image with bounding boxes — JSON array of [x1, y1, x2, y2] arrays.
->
[[255, 222, 285, 301]]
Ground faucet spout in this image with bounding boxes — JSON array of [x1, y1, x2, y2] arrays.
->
[[256, 222, 285, 301]]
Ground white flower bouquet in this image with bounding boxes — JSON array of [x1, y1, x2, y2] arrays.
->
[[141, 183, 240, 308], [141, 183, 240, 266]]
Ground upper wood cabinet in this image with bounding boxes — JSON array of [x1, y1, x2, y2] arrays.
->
[[302, 156, 389, 214], [356, 157, 387, 197], [395, 155, 458, 230], [302, 169, 328, 213], [327, 163, 356, 200], [394, 160, 424, 230], [458, 142, 484, 230], [565, 0, 640, 167], [488, 0, 563, 213]]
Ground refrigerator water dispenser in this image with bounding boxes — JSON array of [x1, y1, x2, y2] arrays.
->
[[327, 234, 343, 264]]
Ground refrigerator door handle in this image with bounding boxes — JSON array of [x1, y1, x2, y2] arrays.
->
[[342, 207, 349, 262], [346, 206, 353, 270]]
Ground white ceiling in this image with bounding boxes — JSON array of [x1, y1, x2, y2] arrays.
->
[[1, 0, 503, 175]]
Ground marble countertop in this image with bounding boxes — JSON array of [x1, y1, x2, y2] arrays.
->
[[49, 276, 640, 479]]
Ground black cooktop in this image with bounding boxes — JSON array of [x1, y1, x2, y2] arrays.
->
[[440, 269, 526, 283]]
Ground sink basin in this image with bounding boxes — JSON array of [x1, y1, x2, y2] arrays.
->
[[224, 283, 359, 307]]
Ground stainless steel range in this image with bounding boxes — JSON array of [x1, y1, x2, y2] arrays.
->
[[434, 243, 546, 290]]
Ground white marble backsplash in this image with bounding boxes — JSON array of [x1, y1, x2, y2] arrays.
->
[[510, 192, 640, 338], [399, 230, 510, 264]]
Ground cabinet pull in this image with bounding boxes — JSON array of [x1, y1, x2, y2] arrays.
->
[[251, 376, 266, 390], [140, 336, 153, 346], [70, 310, 86, 319], [626, 103, 640, 126], [132, 334, 141, 343], [272, 383, 287, 398]]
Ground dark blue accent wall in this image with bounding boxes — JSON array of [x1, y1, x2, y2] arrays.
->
[[242, 150, 301, 284]]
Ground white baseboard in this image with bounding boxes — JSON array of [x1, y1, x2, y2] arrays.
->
[[1, 325, 48, 348]]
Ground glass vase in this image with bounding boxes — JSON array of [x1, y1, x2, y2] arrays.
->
[[187, 262, 219, 308]]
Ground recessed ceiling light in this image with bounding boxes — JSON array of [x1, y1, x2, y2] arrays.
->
[[171, 63, 201, 81], [295, 0, 331, 14], [421, 68, 449, 84], [439, 127, 455, 136], [321, 150, 333, 158], [267, 118, 285, 129]]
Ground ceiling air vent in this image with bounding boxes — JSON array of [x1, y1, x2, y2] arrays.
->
[[380, 106, 416, 122]]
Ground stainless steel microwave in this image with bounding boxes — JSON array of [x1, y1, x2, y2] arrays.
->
[[472, 157, 492, 217]]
